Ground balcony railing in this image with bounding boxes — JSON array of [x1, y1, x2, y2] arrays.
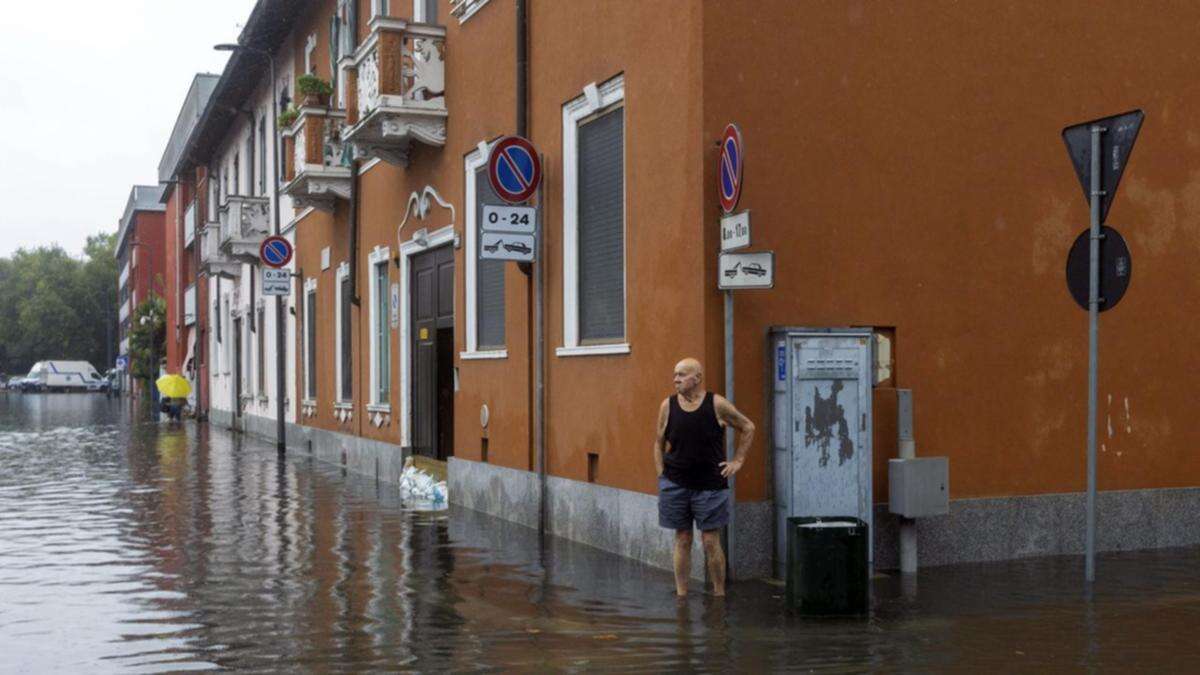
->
[[281, 107, 352, 212], [218, 195, 270, 261], [342, 17, 446, 166], [184, 202, 196, 247]]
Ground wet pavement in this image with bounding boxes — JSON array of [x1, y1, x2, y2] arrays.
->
[[2, 393, 1200, 672]]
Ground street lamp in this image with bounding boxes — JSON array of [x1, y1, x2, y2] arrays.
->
[[215, 42, 287, 454]]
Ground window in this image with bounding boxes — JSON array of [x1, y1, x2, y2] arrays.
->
[[304, 279, 317, 400], [304, 34, 317, 75], [414, 0, 437, 23], [372, 0, 389, 17], [210, 173, 219, 217], [463, 143, 505, 356], [369, 248, 391, 405], [256, 304, 266, 394], [233, 152, 240, 196], [247, 129, 256, 198], [258, 117, 267, 196], [337, 262, 352, 402], [560, 75, 627, 356]]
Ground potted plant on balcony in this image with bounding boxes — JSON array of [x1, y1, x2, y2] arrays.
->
[[278, 106, 299, 130], [297, 73, 334, 107]]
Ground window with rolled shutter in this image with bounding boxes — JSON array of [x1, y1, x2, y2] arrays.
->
[[340, 274, 352, 400], [475, 168, 505, 349], [577, 106, 625, 342], [306, 290, 317, 399]]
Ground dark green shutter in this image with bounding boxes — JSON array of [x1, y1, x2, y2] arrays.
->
[[577, 107, 625, 342]]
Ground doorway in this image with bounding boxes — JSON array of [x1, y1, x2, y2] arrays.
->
[[410, 245, 455, 459], [232, 317, 242, 419]]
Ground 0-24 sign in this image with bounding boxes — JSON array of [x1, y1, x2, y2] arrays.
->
[[481, 205, 537, 234]]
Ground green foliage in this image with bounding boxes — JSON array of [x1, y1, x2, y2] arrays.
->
[[128, 293, 165, 383], [0, 233, 118, 376], [278, 107, 299, 129], [296, 73, 333, 97]]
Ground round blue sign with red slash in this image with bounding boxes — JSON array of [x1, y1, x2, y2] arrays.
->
[[718, 123, 744, 214], [259, 235, 294, 268], [488, 136, 542, 204]]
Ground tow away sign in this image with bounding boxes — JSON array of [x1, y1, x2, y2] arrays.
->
[[718, 251, 774, 289], [262, 268, 291, 296]]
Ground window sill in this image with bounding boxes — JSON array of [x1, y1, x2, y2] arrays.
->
[[555, 343, 631, 358], [366, 403, 391, 414], [459, 349, 508, 360], [302, 399, 317, 407], [334, 402, 354, 410]]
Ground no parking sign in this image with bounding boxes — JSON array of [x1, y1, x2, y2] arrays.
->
[[487, 136, 542, 204], [718, 123, 744, 214]]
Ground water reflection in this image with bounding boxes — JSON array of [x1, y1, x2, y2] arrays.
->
[[2, 392, 1200, 671]]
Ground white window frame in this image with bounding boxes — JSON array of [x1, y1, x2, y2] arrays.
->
[[451, 0, 491, 23], [413, 0, 434, 22], [255, 300, 266, 397], [461, 140, 507, 360], [304, 33, 317, 74], [368, 245, 392, 408], [558, 74, 630, 358], [303, 278, 318, 403], [335, 261, 352, 403], [371, 0, 389, 18]]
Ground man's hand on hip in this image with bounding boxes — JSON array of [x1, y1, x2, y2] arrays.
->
[[719, 458, 743, 478]]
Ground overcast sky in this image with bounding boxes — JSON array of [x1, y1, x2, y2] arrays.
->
[[0, 0, 261, 258]]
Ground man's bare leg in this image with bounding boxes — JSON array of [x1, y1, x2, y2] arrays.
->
[[673, 529, 693, 596], [701, 530, 726, 596]]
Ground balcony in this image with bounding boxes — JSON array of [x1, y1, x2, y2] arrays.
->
[[342, 17, 446, 166], [200, 224, 240, 278], [218, 195, 270, 261], [281, 107, 352, 212]]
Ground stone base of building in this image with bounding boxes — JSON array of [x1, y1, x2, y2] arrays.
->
[[873, 486, 1200, 569], [448, 457, 774, 580], [209, 408, 408, 484]]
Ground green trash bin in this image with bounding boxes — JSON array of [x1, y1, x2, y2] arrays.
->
[[785, 516, 869, 616]]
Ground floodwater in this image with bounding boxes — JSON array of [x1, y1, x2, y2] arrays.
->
[[2, 393, 1200, 672]]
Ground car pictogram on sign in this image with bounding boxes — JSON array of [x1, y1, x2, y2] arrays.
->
[[502, 241, 531, 255], [742, 263, 767, 277]]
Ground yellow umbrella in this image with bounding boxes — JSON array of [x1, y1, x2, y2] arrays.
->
[[155, 374, 191, 399]]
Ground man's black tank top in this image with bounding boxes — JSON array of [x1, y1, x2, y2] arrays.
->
[[663, 392, 727, 491]]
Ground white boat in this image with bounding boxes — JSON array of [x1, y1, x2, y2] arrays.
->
[[24, 361, 106, 392]]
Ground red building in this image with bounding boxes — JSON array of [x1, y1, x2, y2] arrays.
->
[[115, 184, 167, 397], [160, 74, 219, 412]]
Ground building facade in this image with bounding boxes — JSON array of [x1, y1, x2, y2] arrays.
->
[[161, 74, 219, 412], [115, 184, 168, 398], [138, 0, 1200, 578]]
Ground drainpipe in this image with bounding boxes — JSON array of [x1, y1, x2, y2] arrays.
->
[[348, 158, 361, 439], [515, 0, 545, 537]]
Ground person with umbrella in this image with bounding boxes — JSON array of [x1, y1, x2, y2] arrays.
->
[[156, 374, 192, 423]]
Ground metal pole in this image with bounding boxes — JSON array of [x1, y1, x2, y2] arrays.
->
[[724, 288, 736, 579], [268, 53, 286, 455], [534, 179, 545, 537], [1086, 124, 1103, 582]]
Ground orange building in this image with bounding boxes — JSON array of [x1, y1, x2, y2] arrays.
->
[[156, 0, 1200, 577]]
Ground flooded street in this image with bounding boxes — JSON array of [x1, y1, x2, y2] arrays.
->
[[2, 394, 1200, 672]]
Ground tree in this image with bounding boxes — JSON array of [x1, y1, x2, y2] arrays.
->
[[0, 232, 119, 376], [129, 293, 166, 386]]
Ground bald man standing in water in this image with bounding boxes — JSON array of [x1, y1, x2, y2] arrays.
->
[[654, 358, 755, 597]]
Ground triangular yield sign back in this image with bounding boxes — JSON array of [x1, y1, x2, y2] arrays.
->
[[1062, 109, 1144, 224]]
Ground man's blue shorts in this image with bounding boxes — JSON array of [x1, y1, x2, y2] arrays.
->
[[658, 475, 730, 531]]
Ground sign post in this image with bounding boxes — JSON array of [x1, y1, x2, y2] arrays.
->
[[718, 123, 745, 579], [259, 234, 294, 457], [1061, 109, 1143, 583]]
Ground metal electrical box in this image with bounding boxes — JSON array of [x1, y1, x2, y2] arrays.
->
[[769, 328, 874, 578], [888, 458, 949, 518]]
